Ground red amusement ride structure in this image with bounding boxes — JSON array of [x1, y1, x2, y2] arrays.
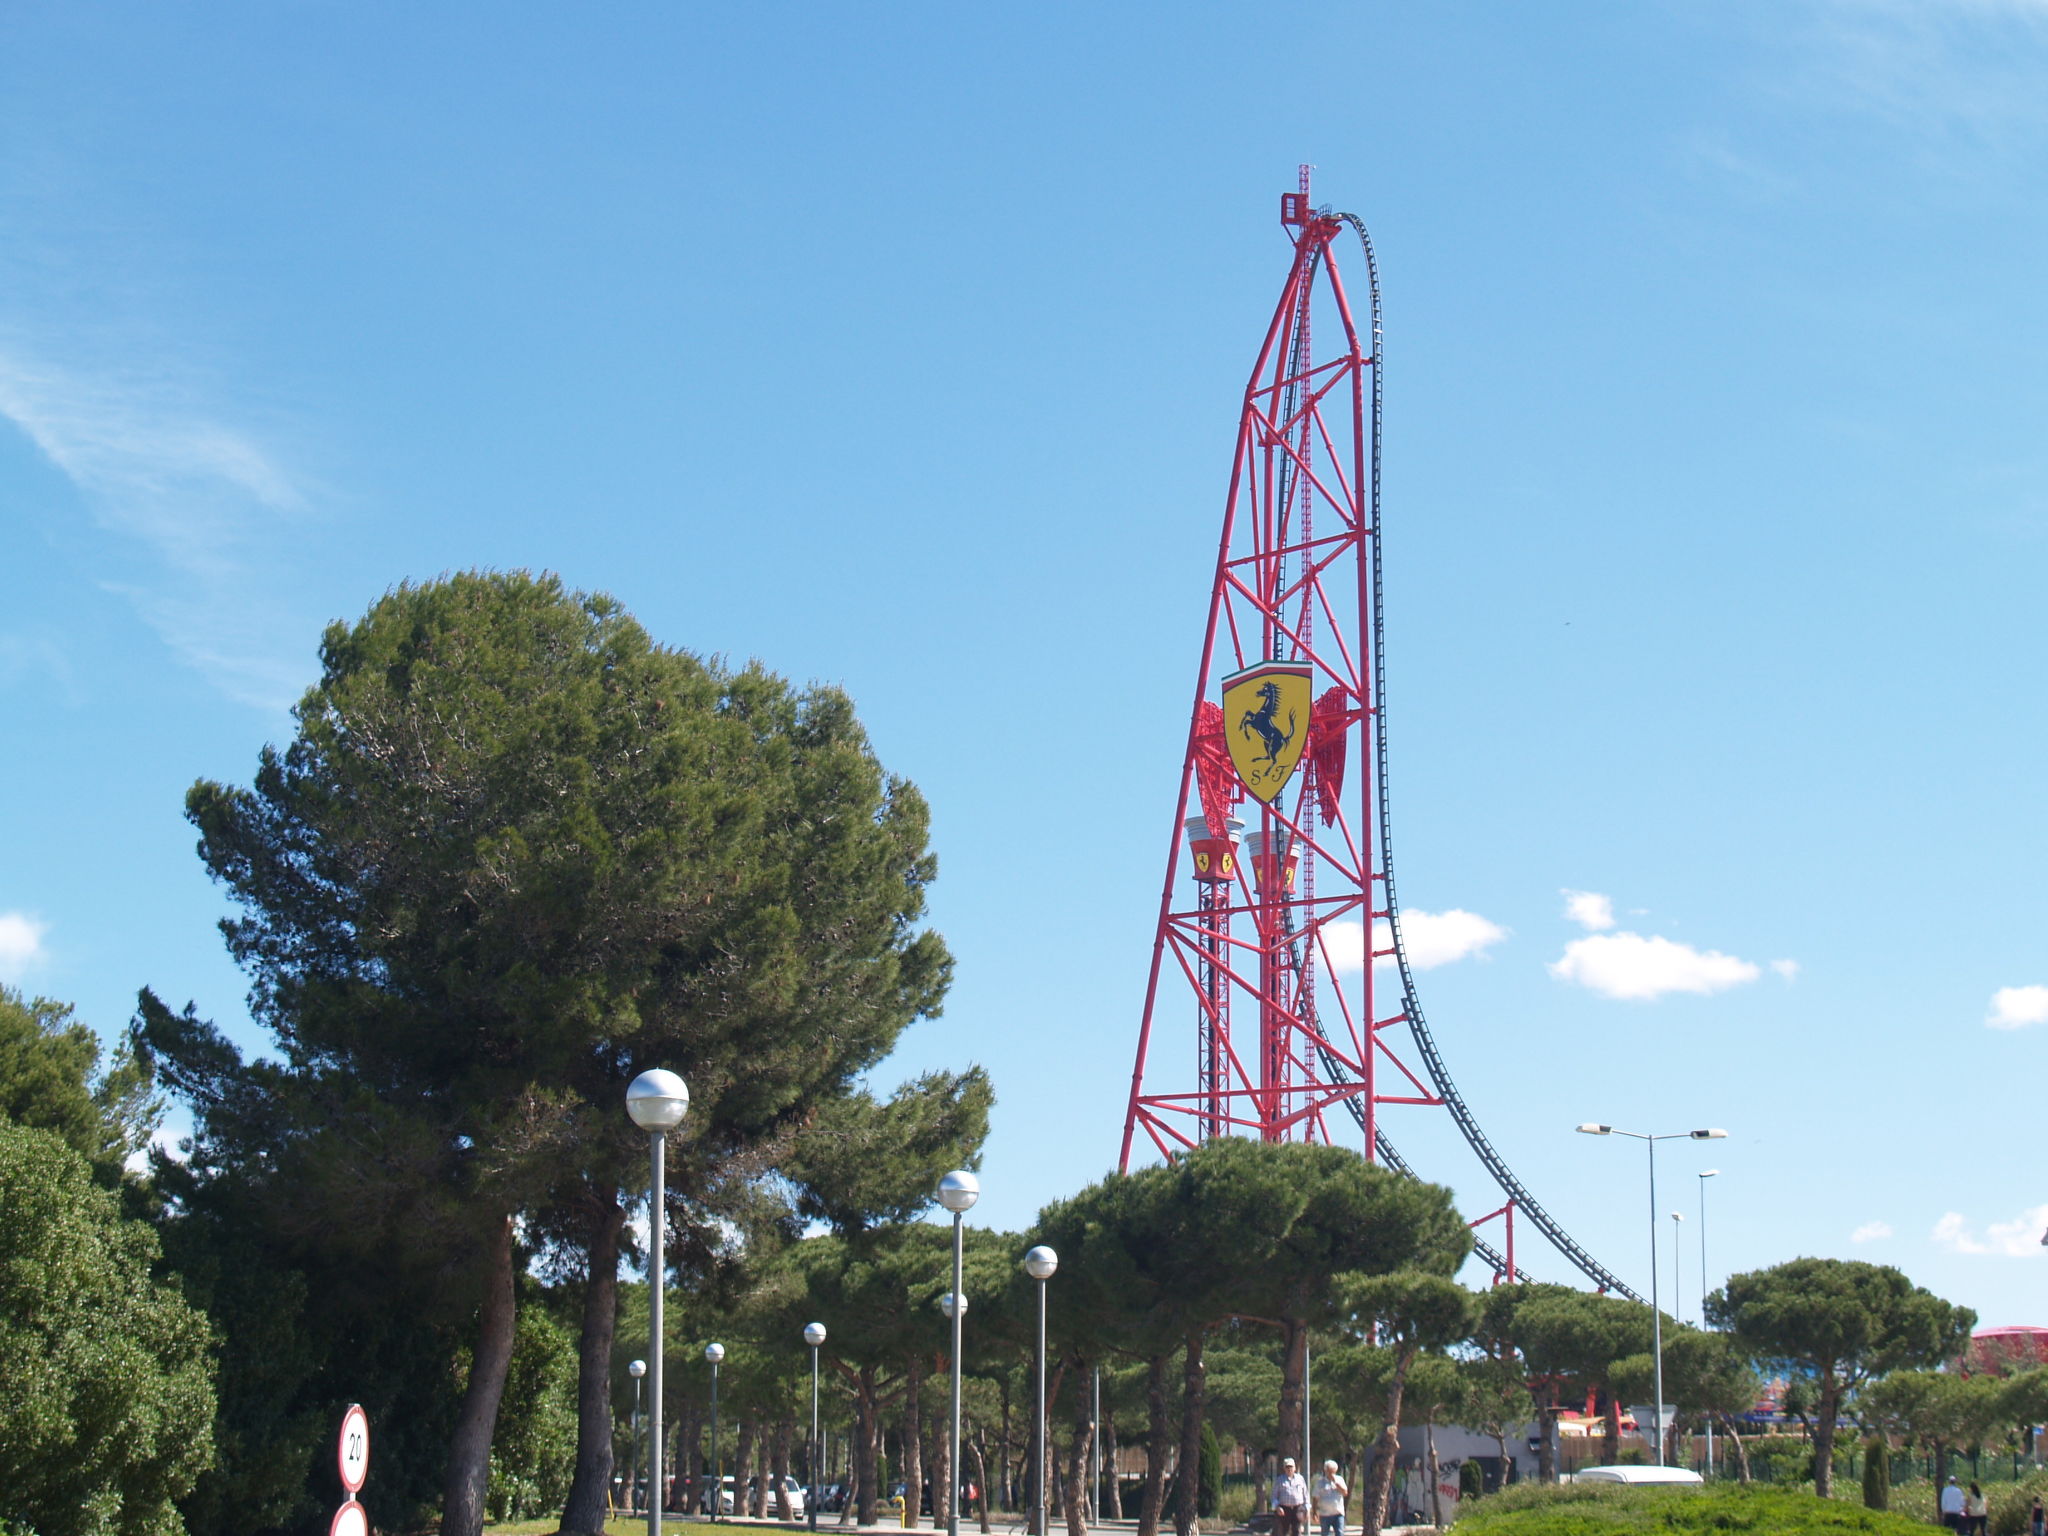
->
[[1117, 172, 1634, 1297]]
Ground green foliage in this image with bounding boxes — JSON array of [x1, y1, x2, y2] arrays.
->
[[1862, 1438, 1889, 1510], [1197, 1423, 1222, 1518], [0, 984, 160, 1186], [1454, 1480, 1935, 1534], [487, 1301, 580, 1522], [1460, 1458, 1485, 1501], [781, 1068, 993, 1236], [0, 1121, 216, 1536]]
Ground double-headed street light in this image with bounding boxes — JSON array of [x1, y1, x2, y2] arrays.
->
[[803, 1323, 828, 1533], [626, 1070, 690, 1536], [1023, 1246, 1059, 1536], [1576, 1124, 1726, 1466], [937, 1170, 980, 1536], [705, 1342, 726, 1521]]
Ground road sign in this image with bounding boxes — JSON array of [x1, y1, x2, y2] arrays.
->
[[330, 1500, 368, 1536], [337, 1404, 370, 1495]]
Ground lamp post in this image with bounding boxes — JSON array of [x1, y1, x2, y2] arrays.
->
[[1670, 1212, 1686, 1325], [705, 1343, 725, 1521], [630, 1359, 648, 1515], [937, 1170, 980, 1536], [804, 1323, 827, 1533], [1698, 1169, 1718, 1476], [627, 1070, 690, 1536], [1576, 1124, 1726, 1465], [1023, 1246, 1059, 1536]]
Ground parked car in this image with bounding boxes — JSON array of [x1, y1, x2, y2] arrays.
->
[[1570, 1465, 1703, 1485], [699, 1473, 808, 1517]]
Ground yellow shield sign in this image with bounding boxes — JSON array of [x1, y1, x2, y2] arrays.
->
[[1223, 661, 1313, 802]]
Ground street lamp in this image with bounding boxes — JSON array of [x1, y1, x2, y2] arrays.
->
[[705, 1342, 726, 1522], [937, 1170, 980, 1536], [629, 1359, 648, 1516], [627, 1069, 690, 1536], [1576, 1124, 1726, 1465], [1023, 1245, 1059, 1536], [1669, 1213, 1685, 1322], [1698, 1169, 1719, 1477], [804, 1323, 828, 1533]]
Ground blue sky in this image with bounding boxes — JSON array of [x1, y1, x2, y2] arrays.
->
[[4, 1, 2046, 1329]]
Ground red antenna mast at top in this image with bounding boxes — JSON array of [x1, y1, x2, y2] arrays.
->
[[1118, 173, 1634, 1297]]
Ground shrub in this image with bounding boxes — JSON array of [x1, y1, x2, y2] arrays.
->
[[1455, 1481, 1935, 1534], [1197, 1425, 1222, 1519], [1863, 1439, 1890, 1510]]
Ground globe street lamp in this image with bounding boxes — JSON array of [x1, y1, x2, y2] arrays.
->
[[1576, 1124, 1726, 1465], [629, 1359, 647, 1516], [804, 1323, 828, 1533], [705, 1342, 726, 1521], [627, 1070, 690, 1536], [1023, 1246, 1059, 1536], [937, 1170, 980, 1536]]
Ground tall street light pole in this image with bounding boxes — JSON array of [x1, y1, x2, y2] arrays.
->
[[937, 1171, 980, 1536], [1023, 1246, 1059, 1536], [804, 1323, 828, 1534], [705, 1343, 725, 1521], [1576, 1124, 1726, 1465], [627, 1070, 690, 1536], [1698, 1169, 1719, 1476]]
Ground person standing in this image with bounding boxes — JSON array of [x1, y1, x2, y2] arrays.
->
[[2028, 1494, 2043, 1536], [1312, 1460, 1348, 1536], [1271, 1458, 1308, 1536], [1941, 1477, 1965, 1531], [1965, 1482, 1988, 1536]]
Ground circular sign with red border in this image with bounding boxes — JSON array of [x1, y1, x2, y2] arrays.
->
[[337, 1404, 370, 1495], [330, 1500, 368, 1536]]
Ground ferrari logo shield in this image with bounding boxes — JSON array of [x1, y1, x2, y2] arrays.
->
[[1223, 661, 1312, 802]]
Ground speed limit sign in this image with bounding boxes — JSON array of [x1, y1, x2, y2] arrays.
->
[[330, 1501, 368, 1536], [337, 1404, 370, 1495]]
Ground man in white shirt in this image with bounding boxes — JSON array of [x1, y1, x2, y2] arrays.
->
[[1941, 1477, 1965, 1530], [1313, 1460, 1348, 1536], [1271, 1458, 1308, 1536]]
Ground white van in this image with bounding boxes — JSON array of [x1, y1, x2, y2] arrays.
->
[[1570, 1465, 1704, 1485]]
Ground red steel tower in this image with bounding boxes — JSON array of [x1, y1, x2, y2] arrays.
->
[[1119, 174, 1633, 1296]]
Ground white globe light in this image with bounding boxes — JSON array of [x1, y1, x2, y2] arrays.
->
[[936, 1169, 981, 1213], [626, 1069, 690, 1131], [938, 1292, 969, 1319], [704, 1342, 725, 1364], [628, 1359, 647, 1378], [1023, 1245, 1059, 1280], [804, 1322, 828, 1347]]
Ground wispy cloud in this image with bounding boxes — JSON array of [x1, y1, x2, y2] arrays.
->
[[1933, 1203, 2048, 1257], [1771, 959, 1801, 983], [1551, 931, 1762, 1002], [1850, 1220, 1892, 1243], [0, 911, 50, 984], [1323, 908, 1508, 974], [0, 347, 316, 709], [1988, 984, 2048, 1029], [1562, 889, 1616, 931]]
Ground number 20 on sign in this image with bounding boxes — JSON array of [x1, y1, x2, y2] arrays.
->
[[332, 1404, 370, 1536]]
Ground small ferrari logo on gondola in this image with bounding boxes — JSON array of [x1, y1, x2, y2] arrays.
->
[[1223, 661, 1312, 802]]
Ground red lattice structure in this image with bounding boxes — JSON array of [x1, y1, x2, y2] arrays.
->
[[1117, 173, 1631, 1296]]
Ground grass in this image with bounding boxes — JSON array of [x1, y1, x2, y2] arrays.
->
[[1453, 1482, 1936, 1535]]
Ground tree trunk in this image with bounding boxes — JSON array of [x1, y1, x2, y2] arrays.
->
[[753, 1423, 771, 1516], [1140, 1354, 1170, 1536], [1276, 1317, 1307, 1466], [559, 1190, 626, 1533], [1175, 1328, 1208, 1536], [1361, 1346, 1416, 1536], [1719, 1416, 1750, 1483], [443, 1212, 518, 1536], [1534, 1403, 1556, 1486], [904, 1359, 925, 1528], [970, 1435, 993, 1533], [676, 1400, 701, 1515], [855, 1366, 881, 1526], [1603, 1391, 1622, 1456], [734, 1420, 758, 1519], [1001, 1378, 1016, 1511], [1065, 1360, 1096, 1536], [1813, 1374, 1839, 1499], [775, 1418, 795, 1520], [1424, 1419, 1442, 1529], [933, 1395, 953, 1531]]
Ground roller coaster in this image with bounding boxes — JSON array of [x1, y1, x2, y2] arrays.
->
[[1117, 171, 1638, 1302]]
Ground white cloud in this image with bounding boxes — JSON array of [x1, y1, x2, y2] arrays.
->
[[0, 348, 315, 709], [1321, 908, 1507, 974], [1933, 1204, 2048, 1257], [1850, 1220, 1893, 1243], [1549, 931, 1762, 1002], [1771, 959, 1801, 982], [1988, 985, 2048, 1029], [1561, 889, 1616, 931], [0, 911, 50, 983]]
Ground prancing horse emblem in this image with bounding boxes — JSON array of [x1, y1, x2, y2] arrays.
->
[[1221, 661, 1313, 803]]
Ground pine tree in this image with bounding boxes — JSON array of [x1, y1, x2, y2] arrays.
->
[[1862, 1437, 1890, 1511], [1196, 1423, 1221, 1519]]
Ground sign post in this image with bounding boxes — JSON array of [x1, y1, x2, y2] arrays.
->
[[332, 1404, 370, 1536]]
